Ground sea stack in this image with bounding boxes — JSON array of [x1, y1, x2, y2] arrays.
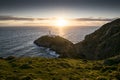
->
[[34, 35, 76, 58]]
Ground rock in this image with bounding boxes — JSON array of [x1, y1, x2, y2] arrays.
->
[[34, 35, 76, 58], [75, 18, 120, 60]]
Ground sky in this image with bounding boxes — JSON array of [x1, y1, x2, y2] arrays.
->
[[0, 0, 120, 27]]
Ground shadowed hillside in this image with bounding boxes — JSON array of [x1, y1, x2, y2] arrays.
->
[[76, 18, 120, 60]]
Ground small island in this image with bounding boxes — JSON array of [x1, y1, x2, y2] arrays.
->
[[34, 35, 77, 58]]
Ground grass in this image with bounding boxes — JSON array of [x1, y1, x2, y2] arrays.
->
[[0, 57, 120, 80]]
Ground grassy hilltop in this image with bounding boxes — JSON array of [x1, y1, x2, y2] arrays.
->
[[0, 57, 120, 80]]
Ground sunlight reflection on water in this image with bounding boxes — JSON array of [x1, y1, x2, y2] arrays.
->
[[0, 26, 99, 57]]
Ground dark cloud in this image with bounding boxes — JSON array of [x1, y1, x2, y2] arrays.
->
[[0, 0, 120, 7], [0, 16, 34, 21], [0, 0, 120, 11], [72, 18, 115, 21], [0, 16, 51, 21], [0, 0, 119, 19]]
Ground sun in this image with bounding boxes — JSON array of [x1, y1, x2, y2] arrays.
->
[[54, 17, 68, 27]]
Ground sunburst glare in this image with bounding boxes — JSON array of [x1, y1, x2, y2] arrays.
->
[[54, 17, 68, 28]]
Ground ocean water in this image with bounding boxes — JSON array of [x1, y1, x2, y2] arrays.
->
[[0, 26, 99, 58]]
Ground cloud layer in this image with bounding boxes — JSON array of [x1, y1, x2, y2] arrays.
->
[[0, 16, 34, 21], [0, 15, 117, 27], [72, 18, 115, 21], [0, 15, 115, 21]]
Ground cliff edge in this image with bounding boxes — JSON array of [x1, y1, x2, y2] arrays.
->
[[75, 19, 120, 60]]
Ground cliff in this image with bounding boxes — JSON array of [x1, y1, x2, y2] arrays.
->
[[75, 19, 120, 60]]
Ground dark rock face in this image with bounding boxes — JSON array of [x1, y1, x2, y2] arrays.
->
[[75, 19, 120, 60], [34, 35, 76, 58]]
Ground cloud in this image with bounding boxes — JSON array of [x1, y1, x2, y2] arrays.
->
[[0, 16, 35, 21], [0, 15, 53, 21], [0, 15, 117, 22], [72, 18, 115, 21], [0, 15, 115, 21], [0, 15, 118, 27]]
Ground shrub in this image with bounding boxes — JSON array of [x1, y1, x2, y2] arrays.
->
[[96, 76, 108, 80], [57, 62, 72, 68], [101, 66, 117, 72], [5, 56, 16, 60], [19, 64, 33, 69], [103, 56, 120, 66], [21, 76, 33, 80], [110, 71, 120, 80]]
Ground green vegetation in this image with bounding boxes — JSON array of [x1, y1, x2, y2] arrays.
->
[[0, 57, 120, 80]]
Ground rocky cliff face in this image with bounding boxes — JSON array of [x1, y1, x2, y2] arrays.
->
[[34, 35, 76, 58], [75, 19, 120, 60]]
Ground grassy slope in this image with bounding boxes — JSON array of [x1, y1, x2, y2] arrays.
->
[[0, 58, 120, 80]]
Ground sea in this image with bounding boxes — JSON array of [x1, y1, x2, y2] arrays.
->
[[0, 26, 99, 58]]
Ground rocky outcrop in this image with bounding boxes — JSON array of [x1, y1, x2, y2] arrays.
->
[[75, 19, 120, 60], [34, 35, 77, 58]]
